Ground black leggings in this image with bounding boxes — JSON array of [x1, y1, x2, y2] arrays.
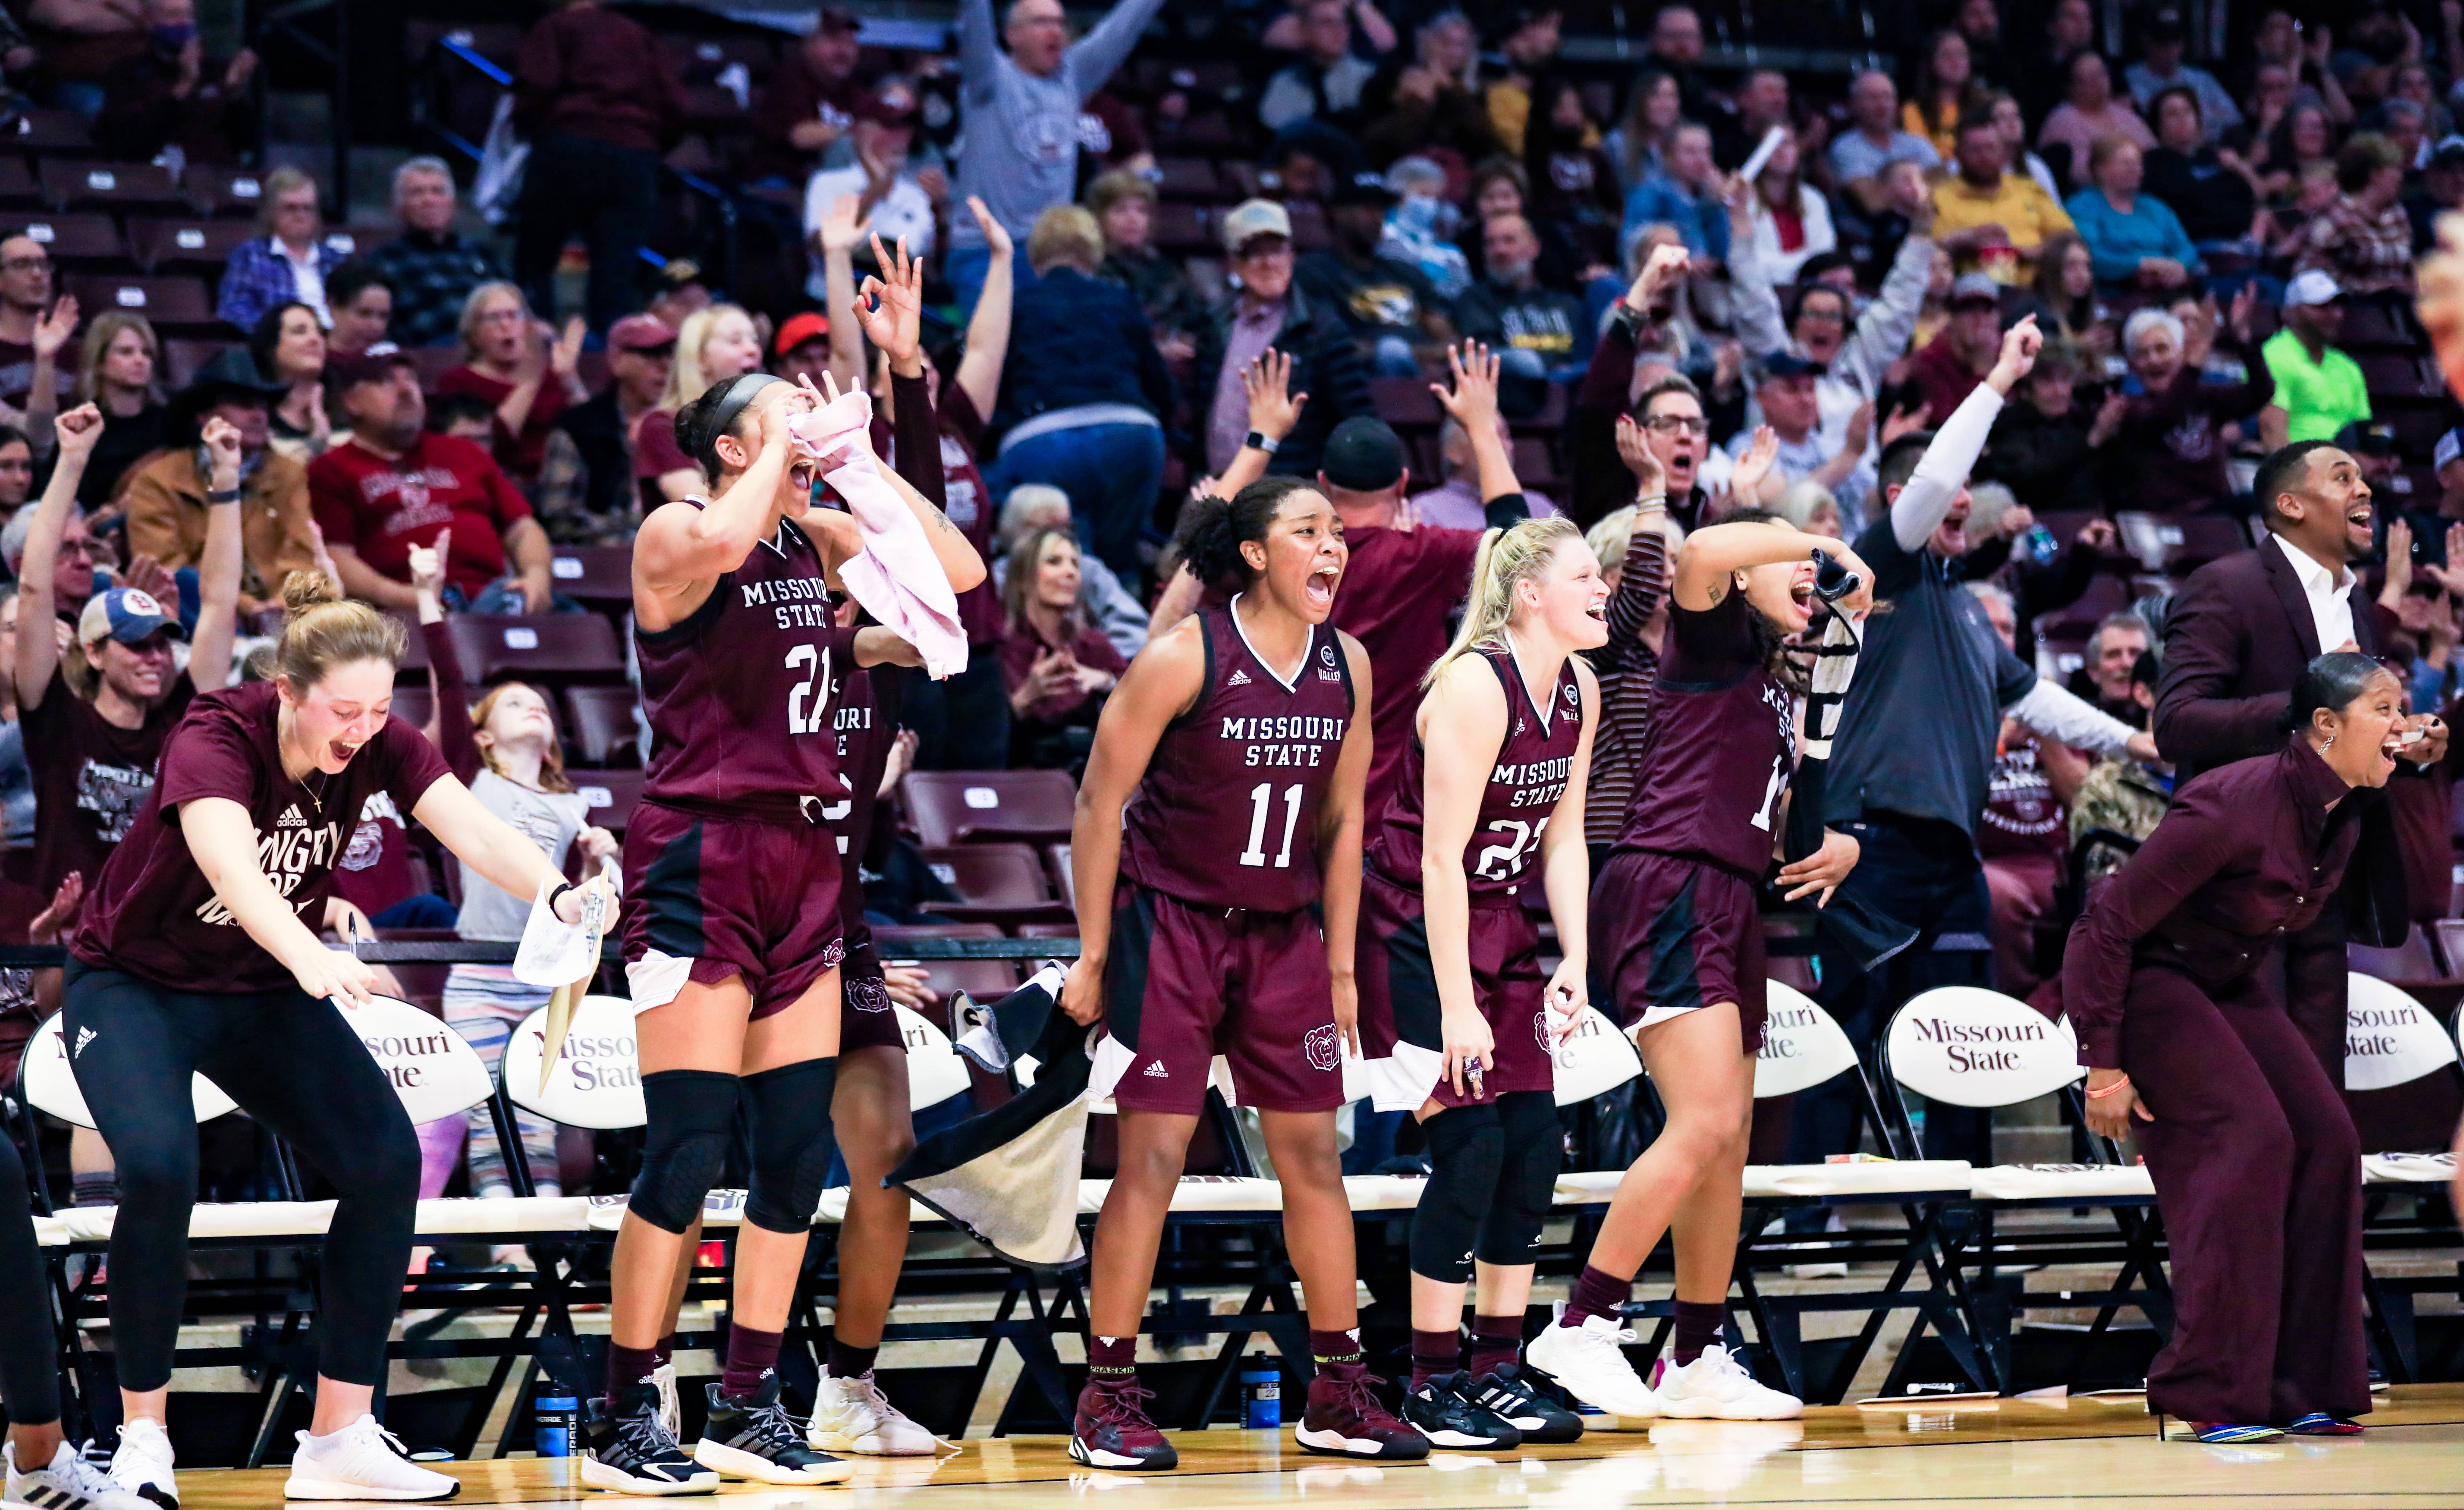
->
[[0, 1128, 60, 1426], [63, 965, 421, 1392]]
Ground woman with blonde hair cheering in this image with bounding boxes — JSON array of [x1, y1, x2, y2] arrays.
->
[[633, 303, 765, 507], [1354, 514, 1604, 1448]]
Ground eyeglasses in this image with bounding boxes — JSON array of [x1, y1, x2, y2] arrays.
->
[[1796, 305, 1847, 325], [0, 256, 49, 274], [1643, 414, 1710, 436]]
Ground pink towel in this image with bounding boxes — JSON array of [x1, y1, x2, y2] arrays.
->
[[786, 389, 969, 679]]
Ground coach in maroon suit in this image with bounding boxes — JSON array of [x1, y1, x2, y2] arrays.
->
[[2152, 440, 2438, 1071]]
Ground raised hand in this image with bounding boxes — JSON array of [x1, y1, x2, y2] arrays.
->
[[1881, 400, 1930, 444], [1627, 242, 1690, 312], [1614, 413, 1666, 496], [122, 553, 175, 606], [1430, 339, 1501, 433], [1729, 424, 1781, 502], [200, 413, 244, 486], [967, 195, 1014, 261], [550, 315, 587, 383], [27, 872, 82, 946], [32, 295, 77, 360], [1243, 348, 1308, 441], [408, 526, 451, 607], [819, 192, 872, 255], [52, 402, 103, 462], [1987, 314, 2043, 392], [854, 234, 924, 368], [1843, 398, 1876, 455]]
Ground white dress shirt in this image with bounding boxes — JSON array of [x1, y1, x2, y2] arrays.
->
[[2274, 531, 2357, 655]]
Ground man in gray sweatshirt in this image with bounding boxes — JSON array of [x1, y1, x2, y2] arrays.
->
[[946, 0, 1170, 312]]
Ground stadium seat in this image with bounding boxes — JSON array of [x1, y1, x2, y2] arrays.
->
[[391, 612, 432, 677], [923, 843, 1074, 927], [1154, 156, 1221, 201], [561, 684, 643, 768], [901, 769, 1078, 846], [63, 275, 216, 333], [39, 159, 182, 212], [547, 545, 633, 604], [564, 768, 646, 833], [1368, 375, 1445, 428], [0, 158, 34, 208], [184, 164, 268, 218], [389, 683, 437, 736], [2350, 923, 2463, 1012], [2113, 512, 2249, 575], [1151, 201, 1214, 252], [16, 213, 125, 268], [6, 109, 92, 155], [1044, 842, 1072, 898], [869, 923, 1021, 1001], [126, 216, 259, 274], [446, 613, 627, 685], [162, 337, 235, 388], [2031, 572, 2134, 639]]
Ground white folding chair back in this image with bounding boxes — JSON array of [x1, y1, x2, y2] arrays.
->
[[1884, 987, 2082, 1110], [1755, 981, 1861, 1098], [19, 1012, 237, 1129], [353, 994, 496, 1123], [896, 1005, 973, 1111], [505, 994, 645, 1129], [1553, 1004, 1644, 1106], [2343, 973, 2460, 1092]]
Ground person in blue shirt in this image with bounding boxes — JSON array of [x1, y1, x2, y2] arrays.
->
[[2063, 136, 2201, 296], [1623, 122, 1731, 265]]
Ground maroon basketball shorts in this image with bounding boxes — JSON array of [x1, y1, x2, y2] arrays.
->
[[837, 923, 908, 1053], [1090, 885, 1341, 1115], [620, 799, 845, 1022], [1355, 869, 1552, 1112], [1591, 849, 1768, 1053]]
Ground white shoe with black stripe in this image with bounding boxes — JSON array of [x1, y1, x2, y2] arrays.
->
[[4, 1439, 159, 1510]]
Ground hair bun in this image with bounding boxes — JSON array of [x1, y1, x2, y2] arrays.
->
[[279, 569, 342, 617]]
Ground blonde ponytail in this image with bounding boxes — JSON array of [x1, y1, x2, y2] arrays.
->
[[1422, 516, 1585, 690]]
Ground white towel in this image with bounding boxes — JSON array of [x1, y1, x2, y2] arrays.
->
[[786, 389, 969, 679]]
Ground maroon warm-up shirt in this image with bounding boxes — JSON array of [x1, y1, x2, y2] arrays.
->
[[72, 681, 452, 993], [1613, 590, 1795, 879], [636, 509, 859, 822], [1367, 644, 1581, 896], [1119, 603, 1355, 915], [1330, 524, 1483, 814]]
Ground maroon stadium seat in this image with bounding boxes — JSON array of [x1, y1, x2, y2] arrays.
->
[[446, 613, 626, 685], [388, 683, 437, 737], [868, 923, 1020, 1001], [2114, 511, 2250, 575], [63, 274, 216, 333], [391, 612, 432, 679], [184, 165, 270, 219], [1369, 375, 1445, 428], [0, 158, 35, 208], [1044, 842, 1072, 898], [126, 217, 260, 274], [561, 684, 643, 768], [565, 768, 646, 833], [6, 109, 92, 155], [162, 337, 235, 388], [1152, 202, 1215, 253], [17, 213, 125, 267], [39, 159, 183, 212], [924, 843, 1074, 928], [1155, 157, 1222, 201], [901, 769, 1078, 846], [547, 545, 633, 604]]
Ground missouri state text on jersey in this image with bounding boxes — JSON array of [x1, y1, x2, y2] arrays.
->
[[1222, 712, 1350, 767], [737, 573, 837, 630]]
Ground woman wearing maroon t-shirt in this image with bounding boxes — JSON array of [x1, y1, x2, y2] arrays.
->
[[998, 528, 1126, 767], [1530, 490, 1873, 1424], [436, 282, 588, 484], [16, 406, 245, 905], [634, 303, 764, 512], [59, 574, 611, 1505]]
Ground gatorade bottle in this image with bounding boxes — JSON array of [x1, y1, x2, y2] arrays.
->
[[1242, 1353, 1280, 1429], [535, 1388, 579, 1458]]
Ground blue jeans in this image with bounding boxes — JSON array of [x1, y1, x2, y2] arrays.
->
[[444, 578, 586, 615], [943, 243, 1037, 321], [985, 422, 1166, 587]]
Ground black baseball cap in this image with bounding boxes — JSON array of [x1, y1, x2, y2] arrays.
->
[[1753, 351, 1827, 382], [1330, 170, 1400, 209], [1320, 417, 1409, 491], [2336, 419, 2399, 457]]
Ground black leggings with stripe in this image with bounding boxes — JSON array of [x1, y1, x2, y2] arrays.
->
[[0, 1126, 59, 1426]]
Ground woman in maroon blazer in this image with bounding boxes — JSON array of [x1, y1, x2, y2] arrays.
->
[[2064, 652, 2419, 1443]]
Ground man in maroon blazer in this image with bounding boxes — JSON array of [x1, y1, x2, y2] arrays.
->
[[2153, 440, 2443, 1071]]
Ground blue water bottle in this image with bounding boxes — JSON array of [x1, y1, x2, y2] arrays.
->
[[535, 1388, 579, 1458], [1242, 1354, 1281, 1429], [2018, 523, 2060, 566]]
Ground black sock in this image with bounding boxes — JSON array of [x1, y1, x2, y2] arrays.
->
[[1671, 1300, 1725, 1366], [1409, 1328, 1460, 1387], [828, 1337, 880, 1379]]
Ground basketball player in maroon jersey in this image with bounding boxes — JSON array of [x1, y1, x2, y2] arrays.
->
[[1060, 476, 1426, 1470], [1529, 476, 1873, 1424], [1353, 517, 1603, 1449], [592, 354, 980, 1493]]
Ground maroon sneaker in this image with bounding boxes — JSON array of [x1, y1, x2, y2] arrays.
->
[[1070, 1377, 1177, 1470], [1296, 1367, 1431, 1460]]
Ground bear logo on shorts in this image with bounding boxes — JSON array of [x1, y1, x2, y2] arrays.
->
[[1303, 1023, 1341, 1071], [847, 975, 892, 1014], [1533, 1009, 1554, 1049]]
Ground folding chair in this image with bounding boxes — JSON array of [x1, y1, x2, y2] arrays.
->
[[1881, 986, 2169, 1397], [2343, 973, 2464, 1383]]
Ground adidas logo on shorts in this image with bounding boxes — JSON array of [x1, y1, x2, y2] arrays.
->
[[1226, 669, 1252, 686], [74, 1027, 95, 1058], [1143, 1060, 1170, 1079]]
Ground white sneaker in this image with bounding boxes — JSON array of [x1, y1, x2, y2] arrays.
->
[[6, 1438, 159, 1510], [1524, 1315, 1660, 1420], [283, 1416, 461, 1501], [808, 1368, 937, 1455], [1650, 1345, 1804, 1421], [106, 1418, 177, 1509], [651, 1362, 682, 1441]]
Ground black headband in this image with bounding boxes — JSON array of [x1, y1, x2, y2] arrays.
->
[[676, 372, 782, 476]]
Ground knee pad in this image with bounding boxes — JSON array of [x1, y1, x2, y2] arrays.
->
[[629, 1070, 740, 1234], [1410, 1103, 1503, 1285], [743, 1057, 839, 1235], [1476, 1092, 1563, 1267]]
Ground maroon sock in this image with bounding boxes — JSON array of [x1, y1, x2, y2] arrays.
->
[[1408, 1328, 1461, 1387], [720, 1323, 784, 1400], [1310, 1328, 1365, 1377], [828, 1337, 880, 1379], [653, 1334, 675, 1372], [1671, 1300, 1725, 1366], [1564, 1265, 1632, 1328], [606, 1342, 661, 1401], [1468, 1313, 1523, 1378], [1088, 1334, 1137, 1382]]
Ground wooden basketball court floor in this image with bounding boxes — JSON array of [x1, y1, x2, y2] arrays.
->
[[170, 1383, 2464, 1508]]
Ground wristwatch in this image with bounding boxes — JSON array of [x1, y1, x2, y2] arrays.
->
[[1244, 430, 1280, 455]]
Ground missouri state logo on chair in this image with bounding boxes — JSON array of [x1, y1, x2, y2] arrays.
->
[[20, 1012, 236, 1129], [1754, 981, 1861, 1097], [353, 995, 497, 1123], [2342, 972, 2460, 1093], [506, 993, 647, 1129], [1885, 987, 2082, 1108]]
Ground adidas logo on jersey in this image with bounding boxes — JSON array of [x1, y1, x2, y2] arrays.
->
[[1226, 669, 1252, 686], [276, 806, 307, 829], [1142, 1060, 1171, 1079]]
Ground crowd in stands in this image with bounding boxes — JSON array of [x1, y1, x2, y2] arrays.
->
[[0, 0, 2460, 1195]]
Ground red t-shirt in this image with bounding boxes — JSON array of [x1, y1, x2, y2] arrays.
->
[[21, 667, 196, 897], [634, 406, 692, 513], [433, 364, 571, 483], [72, 681, 454, 992], [308, 434, 532, 599], [1330, 525, 1483, 815]]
